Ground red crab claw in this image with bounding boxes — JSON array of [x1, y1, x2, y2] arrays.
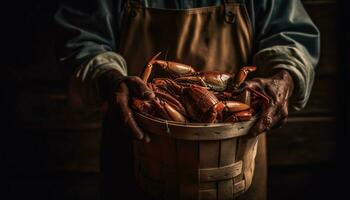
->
[[232, 66, 257, 89]]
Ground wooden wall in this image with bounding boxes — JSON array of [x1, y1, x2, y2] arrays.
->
[[268, 1, 339, 199], [7, 0, 341, 199]]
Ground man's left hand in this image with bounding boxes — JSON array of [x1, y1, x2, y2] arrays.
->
[[243, 69, 295, 136]]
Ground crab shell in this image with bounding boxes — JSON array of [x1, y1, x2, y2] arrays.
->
[[182, 85, 225, 123]]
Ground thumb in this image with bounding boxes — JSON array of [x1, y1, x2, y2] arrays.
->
[[126, 76, 155, 100]]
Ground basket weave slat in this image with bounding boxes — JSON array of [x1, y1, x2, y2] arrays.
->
[[218, 138, 237, 199], [200, 161, 242, 182], [133, 112, 259, 200]]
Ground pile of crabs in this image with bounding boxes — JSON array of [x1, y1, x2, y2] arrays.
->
[[132, 53, 270, 123]]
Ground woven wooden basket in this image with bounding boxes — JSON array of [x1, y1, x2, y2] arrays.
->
[[133, 112, 258, 200]]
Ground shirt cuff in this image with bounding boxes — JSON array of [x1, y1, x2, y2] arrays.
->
[[71, 51, 128, 106], [253, 45, 315, 110]]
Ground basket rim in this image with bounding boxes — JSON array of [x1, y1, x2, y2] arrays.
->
[[134, 112, 255, 127], [134, 112, 258, 140]]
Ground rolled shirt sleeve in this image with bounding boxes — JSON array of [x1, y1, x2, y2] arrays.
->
[[250, 0, 320, 110], [72, 52, 127, 105]]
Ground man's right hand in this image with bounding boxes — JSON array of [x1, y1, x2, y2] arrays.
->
[[113, 76, 155, 143]]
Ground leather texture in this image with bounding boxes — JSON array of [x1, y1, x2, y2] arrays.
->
[[118, 2, 252, 76]]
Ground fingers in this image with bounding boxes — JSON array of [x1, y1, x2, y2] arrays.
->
[[243, 78, 269, 89], [116, 83, 147, 142], [243, 79, 264, 90], [272, 116, 287, 129], [240, 79, 269, 99], [234, 80, 259, 93], [250, 101, 289, 137], [250, 102, 276, 136], [125, 76, 155, 100], [272, 101, 289, 129]]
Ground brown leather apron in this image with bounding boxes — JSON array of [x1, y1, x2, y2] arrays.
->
[[101, 0, 267, 199]]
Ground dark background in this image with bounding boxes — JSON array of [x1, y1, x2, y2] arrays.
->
[[5, 0, 349, 199]]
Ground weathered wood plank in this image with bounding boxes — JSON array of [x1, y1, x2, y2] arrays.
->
[[140, 134, 162, 180], [267, 117, 336, 166], [13, 90, 102, 130], [268, 165, 335, 200], [218, 139, 236, 200], [290, 77, 336, 116], [8, 129, 101, 174], [177, 140, 199, 199], [199, 141, 220, 199], [9, 174, 100, 200], [199, 141, 219, 169]]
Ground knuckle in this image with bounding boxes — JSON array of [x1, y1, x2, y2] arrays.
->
[[128, 76, 138, 82], [133, 76, 143, 82], [139, 82, 148, 89], [262, 115, 273, 131], [268, 100, 276, 107], [273, 100, 283, 108]]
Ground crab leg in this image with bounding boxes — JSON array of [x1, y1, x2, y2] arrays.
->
[[152, 98, 186, 122], [152, 60, 196, 78], [155, 91, 186, 116], [223, 101, 250, 112], [141, 52, 162, 82]]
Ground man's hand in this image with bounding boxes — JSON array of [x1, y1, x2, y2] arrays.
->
[[111, 76, 155, 143], [243, 70, 295, 136]]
